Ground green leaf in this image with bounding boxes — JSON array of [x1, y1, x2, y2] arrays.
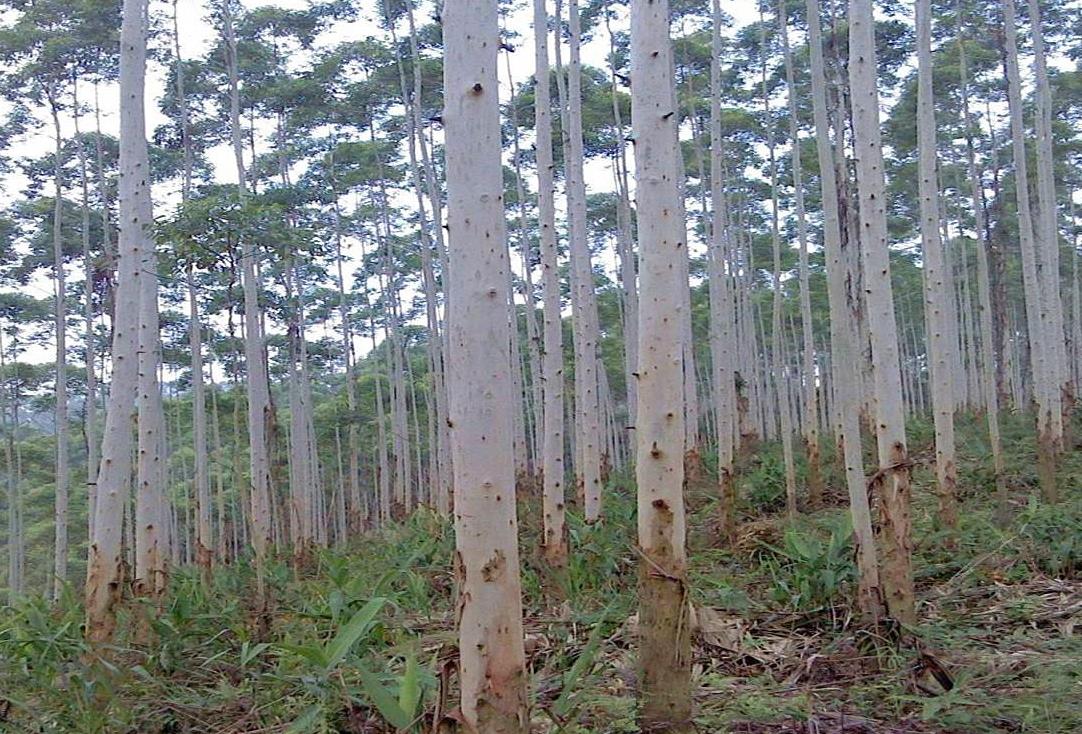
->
[[241, 641, 270, 668], [554, 604, 615, 718], [324, 597, 387, 670], [357, 662, 414, 730], [278, 642, 330, 669], [398, 653, 422, 721], [787, 532, 816, 561], [329, 589, 346, 621], [286, 703, 325, 734]]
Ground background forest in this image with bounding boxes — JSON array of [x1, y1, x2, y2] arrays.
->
[[0, 0, 1081, 731]]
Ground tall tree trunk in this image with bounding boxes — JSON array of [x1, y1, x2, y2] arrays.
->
[[959, 40, 1008, 515], [808, 0, 881, 619], [709, 0, 737, 544], [916, 0, 958, 528], [631, 0, 693, 727], [848, 0, 915, 624], [330, 186, 362, 531], [557, 0, 604, 523], [1003, 0, 1057, 500], [3, 329, 22, 602], [134, 167, 166, 603], [605, 6, 639, 456], [86, 0, 150, 642], [1028, 0, 1068, 427], [779, 0, 823, 507], [361, 248, 392, 527], [223, 0, 273, 589], [73, 80, 99, 550], [47, 90, 70, 602], [173, 0, 212, 581], [395, 17, 450, 507], [534, 0, 568, 568], [760, 8, 798, 517], [504, 51, 545, 476], [443, 0, 529, 726]]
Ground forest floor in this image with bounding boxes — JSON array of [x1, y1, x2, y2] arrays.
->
[[1, 415, 1080, 733]]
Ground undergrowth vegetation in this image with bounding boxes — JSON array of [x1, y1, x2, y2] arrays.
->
[[1, 416, 1080, 733]]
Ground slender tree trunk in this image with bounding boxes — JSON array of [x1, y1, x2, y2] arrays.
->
[[46, 91, 70, 602], [1028, 0, 1069, 427], [534, 0, 568, 568], [1003, 0, 1057, 500], [443, 0, 529, 726], [73, 80, 100, 550], [394, 19, 450, 508], [330, 187, 362, 532], [917, 0, 958, 528], [173, 1, 212, 581], [959, 63, 1008, 518], [134, 166, 166, 603], [504, 51, 545, 477], [223, 0, 273, 589], [631, 0, 693, 727], [760, 9, 798, 517], [86, 0, 150, 642], [3, 329, 22, 602], [605, 7, 639, 456], [361, 248, 392, 526], [565, 0, 603, 523], [849, 0, 914, 624], [807, 0, 881, 618], [709, 0, 737, 544], [779, 1, 823, 507], [209, 375, 229, 560]]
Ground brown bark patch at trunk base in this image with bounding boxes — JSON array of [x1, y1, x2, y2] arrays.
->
[[1036, 425, 1058, 504], [936, 459, 959, 532], [196, 542, 213, 587], [805, 438, 824, 509], [514, 471, 541, 500], [872, 442, 915, 626], [704, 468, 739, 548], [683, 447, 704, 485], [85, 545, 124, 644], [637, 555, 693, 733]]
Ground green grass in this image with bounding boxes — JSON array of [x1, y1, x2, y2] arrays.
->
[[1, 415, 1080, 732]]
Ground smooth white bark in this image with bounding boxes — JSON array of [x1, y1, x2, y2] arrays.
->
[[443, 0, 529, 725]]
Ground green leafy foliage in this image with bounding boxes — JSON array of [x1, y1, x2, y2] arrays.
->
[[759, 516, 856, 612]]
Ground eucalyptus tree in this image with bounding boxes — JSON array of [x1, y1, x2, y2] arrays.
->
[[534, 0, 568, 567], [804, 0, 883, 617], [163, 0, 212, 578], [916, 0, 958, 527], [778, 0, 823, 506], [849, 0, 915, 624], [86, 0, 153, 643], [444, 0, 529, 727], [1027, 0, 1067, 488], [1002, 0, 1057, 500], [707, 0, 738, 544], [631, 0, 693, 726], [758, 5, 798, 517], [218, 0, 273, 585], [561, 0, 604, 523]]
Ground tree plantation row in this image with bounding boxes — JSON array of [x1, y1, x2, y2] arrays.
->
[[0, 0, 1080, 731]]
